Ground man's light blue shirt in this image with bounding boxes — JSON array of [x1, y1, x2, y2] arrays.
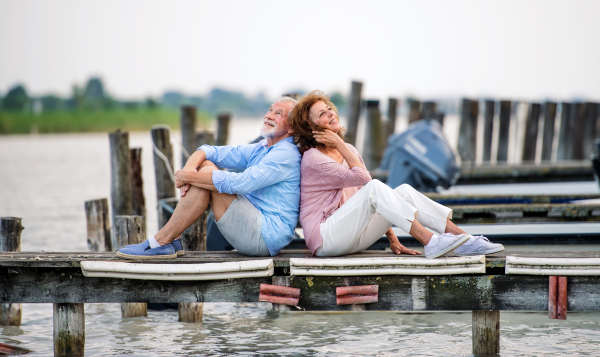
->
[[199, 136, 301, 256]]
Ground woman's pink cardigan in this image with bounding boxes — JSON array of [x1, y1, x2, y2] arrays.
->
[[299, 144, 372, 255]]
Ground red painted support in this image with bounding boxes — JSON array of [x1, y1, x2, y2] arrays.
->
[[336, 285, 379, 306], [557, 276, 568, 320], [548, 276, 558, 319], [258, 284, 301, 306]]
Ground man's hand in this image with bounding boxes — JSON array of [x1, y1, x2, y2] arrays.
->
[[174, 170, 192, 197]]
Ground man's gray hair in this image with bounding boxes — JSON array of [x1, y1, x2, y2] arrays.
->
[[274, 96, 299, 117]]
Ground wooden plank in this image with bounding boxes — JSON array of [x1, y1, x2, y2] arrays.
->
[[407, 99, 422, 124], [180, 106, 197, 168], [385, 98, 398, 143], [130, 148, 146, 230], [425, 192, 600, 205], [151, 126, 176, 229], [557, 102, 573, 161], [496, 100, 512, 163], [457, 161, 593, 184], [216, 112, 231, 146], [457, 98, 479, 163], [482, 100, 495, 163], [108, 130, 132, 229]]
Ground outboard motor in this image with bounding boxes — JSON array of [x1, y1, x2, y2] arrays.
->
[[379, 119, 460, 192]]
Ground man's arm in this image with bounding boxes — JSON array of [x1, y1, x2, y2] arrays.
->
[[182, 149, 207, 172], [175, 168, 218, 192]]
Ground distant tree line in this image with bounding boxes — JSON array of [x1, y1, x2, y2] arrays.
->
[[0, 77, 349, 117]]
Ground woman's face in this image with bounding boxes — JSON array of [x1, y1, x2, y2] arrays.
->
[[308, 100, 341, 133]]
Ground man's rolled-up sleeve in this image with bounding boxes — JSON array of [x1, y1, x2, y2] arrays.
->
[[212, 147, 297, 195]]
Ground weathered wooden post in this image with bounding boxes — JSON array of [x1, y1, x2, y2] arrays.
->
[[422, 101, 437, 120], [282, 93, 302, 101], [53, 303, 84, 357], [180, 217, 207, 252], [496, 100, 512, 163], [180, 106, 197, 167], [457, 98, 479, 163], [482, 100, 495, 163], [346, 81, 363, 146], [386, 98, 398, 141], [115, 215, 148, 318], [216, 113, 231, 146], [130, 148, 146, 229], [472, 310, 500, 355], [570, 103, 587, 160], [84, 199, 111, 252], [407, 99, 422, 124], [363, 100, 384, 170], [583, 102, 599, 158], [109, 130, 133, 247], [557, 102, 573, 161], [540, 102, 558, 162], [0, 217, 23, 326], [196, 131, 215, 148], [270, 276, 293, 312], [151, 125, 176, 229], [522, 103, 542, 162]]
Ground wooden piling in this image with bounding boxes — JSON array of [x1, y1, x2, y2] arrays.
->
[[130, 148, 146, 229], [458, 98, 479, 163], [422, 101, 437, 120], [114, 215, 145, 251], [84, 199, 111, 252], [557, 102, 573, 161], [557, 276, 568, 320], [522, 103, 542, 162], [109, 130, 132, 240], [541, 102, 557, 162], [196, 131, 215, 148], [271, 276, 293, 312], [216, 113, 231, 146], [282, 93, 301, 101], [497, 100, 512, 163], [151, 126, 176, 229], [570, 103, 587, 160], [346, 81, 363, 146], [0, 217, 23, 326], [386, 98, 398, 141], [583, 103, 599, 158], [115, 215, 148, 318], [363, 100, 384, 170], [180, 213, 208, 252], [180, 106, 197, 167], [178, 302, 203, 323], [482, 100, 495, 163], [53, 303, 84, 357], [407, 99, 422, 124], [472, 310, 500, 355], [548, 276, 558, 319]]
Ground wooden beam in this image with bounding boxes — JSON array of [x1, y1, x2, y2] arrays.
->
[[345, 81, 363, 146], [363, 100, 384, 170]]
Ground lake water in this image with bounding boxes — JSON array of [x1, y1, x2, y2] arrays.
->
[[1, 124, 600, 356]]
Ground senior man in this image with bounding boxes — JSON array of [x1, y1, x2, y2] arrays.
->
[[117, 97, 300, 259]]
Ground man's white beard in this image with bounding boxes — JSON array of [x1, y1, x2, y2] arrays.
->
[[260, 123, 276, 139]]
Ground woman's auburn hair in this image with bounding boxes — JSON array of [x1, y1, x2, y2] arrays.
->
[[289, 90, 345, 155]]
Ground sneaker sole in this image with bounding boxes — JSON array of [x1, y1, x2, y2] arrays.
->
[[116, 251, 177, 260], [455, 245, 505, 256], [426, 234, 470, 259]]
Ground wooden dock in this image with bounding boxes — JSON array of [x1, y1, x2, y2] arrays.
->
[[1, 250, 600, 356]]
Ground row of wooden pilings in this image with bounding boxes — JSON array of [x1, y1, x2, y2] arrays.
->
[[342, 81, 600, 169]]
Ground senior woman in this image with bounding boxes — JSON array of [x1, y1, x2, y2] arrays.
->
[[289, 90, 504, 258]]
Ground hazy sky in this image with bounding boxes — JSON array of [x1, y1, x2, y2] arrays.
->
[[1, 0, 599, 102]]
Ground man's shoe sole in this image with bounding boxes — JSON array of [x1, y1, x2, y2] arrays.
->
[[455, 245, 505, 256], [116, 251, 177, 260], [177, 250, 185, 257], [425, 235, 470, 259]]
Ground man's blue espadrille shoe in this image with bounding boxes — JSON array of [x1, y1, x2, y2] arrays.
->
[[171, 238, 185, 256], [116, 240, 177, 260]]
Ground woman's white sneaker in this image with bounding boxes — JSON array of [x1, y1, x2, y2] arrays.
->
[[454, 235, 505, 256], [424, 233, 470, 259]]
